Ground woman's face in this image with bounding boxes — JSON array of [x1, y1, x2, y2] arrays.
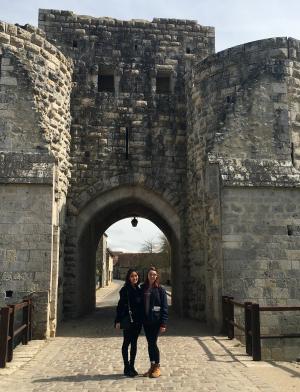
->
[[129, 271, 139, 285], [148, 270, 157, 285]]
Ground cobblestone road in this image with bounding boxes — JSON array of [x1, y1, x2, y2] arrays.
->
[[0, 281, 299, 391]]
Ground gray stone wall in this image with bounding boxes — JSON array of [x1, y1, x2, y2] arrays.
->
[[189, 37, 293, 162], [38, 9, 214, 210], [222, 187, 300, 360], [0, 8, 299, 358], [0, 184, 53, 337], [187, 36, 300, 356], [0, 21, 72, 337], [38, 9, 214, 319], [222, 187, 300, 304], [0, 21, 73, 199]]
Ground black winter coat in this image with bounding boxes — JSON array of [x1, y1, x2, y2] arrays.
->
[[141, 284, 168, 327], [115, 284, 143, 325]]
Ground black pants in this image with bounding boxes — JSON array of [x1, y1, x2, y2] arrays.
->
[[143, 323, 160, 364], [122, 323, 142, 366]]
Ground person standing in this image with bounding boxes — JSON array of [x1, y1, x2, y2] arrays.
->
[[115, 268, 143, 377], [141, 266, 168, 378]]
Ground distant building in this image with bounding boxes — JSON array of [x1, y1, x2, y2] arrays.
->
[[96, 234, 114, 288], [113, 252, 171, 285], [106, 248, 114, 286]]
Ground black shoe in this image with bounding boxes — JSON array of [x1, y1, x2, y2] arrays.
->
[[124, 364, 130, 375], [129, 364, 138, 376], [124, 364, 135, 377]]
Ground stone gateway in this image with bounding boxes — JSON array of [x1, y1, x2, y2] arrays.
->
[[0, 9, 299, 359]]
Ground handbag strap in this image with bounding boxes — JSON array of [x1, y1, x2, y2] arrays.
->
[[126, 290, 134, 323]]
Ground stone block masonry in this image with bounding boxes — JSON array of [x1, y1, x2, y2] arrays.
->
[[38, 9, 215, 320], [186, 36, 300, 358], [0, 8, 299, 360], [38, 9, 214, 210], [0, 184, 53, 337], [222, 187, 300, 359], [0, 20, 73, 337], [0, 21, 73, 199]]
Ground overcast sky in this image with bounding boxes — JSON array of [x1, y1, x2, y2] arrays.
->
[[2, 1, 299, 251], [106, 218, 163, 253]]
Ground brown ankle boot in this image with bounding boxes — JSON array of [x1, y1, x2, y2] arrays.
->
[[143, 363, 155, 377], [150, 363, 161, 378]]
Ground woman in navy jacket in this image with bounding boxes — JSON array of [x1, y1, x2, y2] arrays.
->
[[141, 266, 168, 378], [115, 268, 143, 377]]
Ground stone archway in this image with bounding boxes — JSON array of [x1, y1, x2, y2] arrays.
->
[[62, 185, 184, 320]]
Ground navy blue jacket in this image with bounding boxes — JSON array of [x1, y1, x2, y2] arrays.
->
[[115, 284, 143, 325], [141, 284, 168, 327]]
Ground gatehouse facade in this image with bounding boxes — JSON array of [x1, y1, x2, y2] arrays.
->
[[0, 9, 299, 359]]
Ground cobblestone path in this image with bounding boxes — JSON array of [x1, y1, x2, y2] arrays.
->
[[0, 281, 299, 391]]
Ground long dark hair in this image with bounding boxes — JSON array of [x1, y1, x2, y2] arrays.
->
[[144, 266, 160, 288], [124, 268, 140, 287]]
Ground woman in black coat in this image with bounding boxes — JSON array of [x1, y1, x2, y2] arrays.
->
[[141, 266, 168, 378], [115, 268, 142, 377]]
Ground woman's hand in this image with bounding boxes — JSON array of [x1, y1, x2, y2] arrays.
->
[[159, 326, 166, 333], [115, 322, 120, 329]]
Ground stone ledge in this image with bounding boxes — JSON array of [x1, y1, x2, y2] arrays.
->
[[208, 155, 300, 187], [0, 152, 54, 184]]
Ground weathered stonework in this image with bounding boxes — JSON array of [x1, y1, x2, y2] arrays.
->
[[37, 9, 214, 320], [0, 9, 299, 359], [0, 20, 72, 337], [187, 37, 300, 358]]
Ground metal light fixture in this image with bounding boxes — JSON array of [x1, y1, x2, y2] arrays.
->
[[131, 217, 138, 227]]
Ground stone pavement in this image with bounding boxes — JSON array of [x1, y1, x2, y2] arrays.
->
[[0, 280, 299, 392]]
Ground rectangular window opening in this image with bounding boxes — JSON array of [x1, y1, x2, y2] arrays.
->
[[98, 73, 114, 92], [156, 74, 171, 94], [5, 290, 13, 298]]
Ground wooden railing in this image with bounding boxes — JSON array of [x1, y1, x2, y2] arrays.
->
[[0, 298, 33, 368], [222, 296, 300, 361]]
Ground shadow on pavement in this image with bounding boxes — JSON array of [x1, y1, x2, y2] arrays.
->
[[269, 361, 300, 378], [194, 336, 250, 364], [57, 305, 211, 338], [33, 373, 126, 383]]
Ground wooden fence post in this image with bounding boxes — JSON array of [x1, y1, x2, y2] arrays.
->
[[222, 296, 228, 334], [22, 300, 30, 345], [28, 299, 33, 341], [228, 297, 234, 339], [244, 302, 252, 356], [0, 307, 10, 368], [7, 305, 15, 362], [251, 303, 261, 361]]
